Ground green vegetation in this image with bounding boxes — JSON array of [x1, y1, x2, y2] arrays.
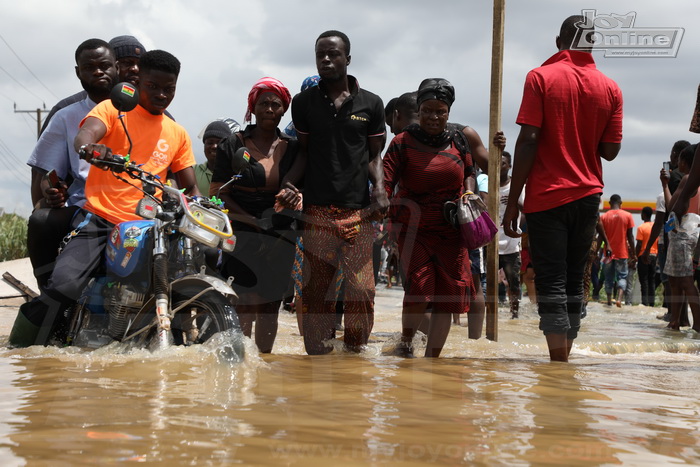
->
[[0, 213, 28, 262]]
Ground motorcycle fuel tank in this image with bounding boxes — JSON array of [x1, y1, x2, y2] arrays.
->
[[105, 220, 155, 278]]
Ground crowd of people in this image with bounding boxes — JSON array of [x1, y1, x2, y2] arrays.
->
[[9, 15, 700, 360], [639, 141, 700, 331]]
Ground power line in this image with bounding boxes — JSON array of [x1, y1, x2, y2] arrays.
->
[[0, 160, 29, 186], [0, 63, 46, 105], [0, 127, 35, 192], [0, 90, 15, 104], [0, 135, 30, 169], [0, 136, 30, 169], [0, 33, 58, 100], [0, 163, 30, 188], [0, 146, 30, 189], [0, 166, 30, 188]]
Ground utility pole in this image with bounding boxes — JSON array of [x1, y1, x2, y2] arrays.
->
[[486, 0, 506, 341], [14, 103, 48, 140]]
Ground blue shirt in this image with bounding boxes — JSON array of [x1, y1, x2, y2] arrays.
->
[[476, 173, 488, 193], [27, 96, 97, 207]]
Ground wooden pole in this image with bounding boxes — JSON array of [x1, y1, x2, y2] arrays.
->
[[36, 108, 42, 139], [13, 105, 48, 140], [486, 0, 506, 341]]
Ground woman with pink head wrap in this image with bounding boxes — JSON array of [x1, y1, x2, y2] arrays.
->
[[210, 77, 299, 353]]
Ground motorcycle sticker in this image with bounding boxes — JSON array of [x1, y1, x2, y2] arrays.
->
[[125, 226, 142, 238], [121, 252, 132, 268], [123, 238, 139, 253], [106, 245, 117, 262], [110, 227, 120, 246]]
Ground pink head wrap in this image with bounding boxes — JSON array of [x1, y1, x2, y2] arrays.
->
[[245, 77, 292, 123]]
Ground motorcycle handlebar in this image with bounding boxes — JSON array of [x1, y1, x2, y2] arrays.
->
[[99, 155, 129, 173], [79, 145, 128, 171], [80, 146, 228, 213], [80, 147, 231, 238]]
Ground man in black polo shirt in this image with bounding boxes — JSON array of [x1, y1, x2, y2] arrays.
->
[[279, 30, 388, 355]]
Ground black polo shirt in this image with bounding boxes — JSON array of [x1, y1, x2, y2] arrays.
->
[[292, 75, 385, 208]]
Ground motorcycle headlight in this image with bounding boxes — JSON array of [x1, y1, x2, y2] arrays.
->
[[189, 206, 227, 232], [179, 214, 220, 248], [178, 204, 232, 248]]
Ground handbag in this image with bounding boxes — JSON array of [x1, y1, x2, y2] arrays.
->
[[444, 192, 498, 250]]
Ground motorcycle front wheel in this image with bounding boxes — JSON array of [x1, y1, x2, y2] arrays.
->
[[170, 285, 243, 350]]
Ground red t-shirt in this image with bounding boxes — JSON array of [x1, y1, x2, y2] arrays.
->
[[600, 208, 635, 259], [516, 50, 623, 213]]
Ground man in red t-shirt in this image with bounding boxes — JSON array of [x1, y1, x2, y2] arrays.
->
[[502, 15, 623, 362], [600, 194, 636, 307]]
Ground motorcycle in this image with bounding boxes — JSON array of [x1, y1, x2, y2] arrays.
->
[[62, 83, 246, 357]]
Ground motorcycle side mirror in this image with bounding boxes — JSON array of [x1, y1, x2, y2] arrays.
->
[[231, 146, 251, 174], [109, 82, 139, 158], [109, 82, 139, 112], [110, 82, 140, 112], [216, 147, 251, 199]]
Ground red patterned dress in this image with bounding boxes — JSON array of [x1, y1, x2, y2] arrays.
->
[[383, 131, 473, 314]]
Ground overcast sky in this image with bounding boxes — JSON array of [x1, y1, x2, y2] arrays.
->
[[1, 0, 698, 218]]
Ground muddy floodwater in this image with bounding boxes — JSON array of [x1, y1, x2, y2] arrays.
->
[[0, 287, 698, 465]]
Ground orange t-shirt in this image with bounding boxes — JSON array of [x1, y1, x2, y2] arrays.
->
[[636, 220, 658, 255], [81, 101, 195, 225], [600, 208, 635, 259]]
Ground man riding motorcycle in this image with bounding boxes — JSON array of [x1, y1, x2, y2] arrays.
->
[[10, 49, 200, 347]]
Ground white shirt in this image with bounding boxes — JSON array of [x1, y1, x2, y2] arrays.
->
[[498, 179, 524, 255], [656, 192, 665, 245], [27, 96, 97, 207]]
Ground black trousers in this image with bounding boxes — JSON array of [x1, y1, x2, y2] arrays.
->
[[637, 255, 657, 306], [20, 209, 113, 343], [526, 194, 600, 340], [27, 206, 80, 290]]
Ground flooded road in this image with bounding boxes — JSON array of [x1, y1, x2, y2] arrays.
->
[[0, 287, 699, 465]]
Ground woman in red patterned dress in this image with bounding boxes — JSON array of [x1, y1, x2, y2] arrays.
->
[[383, 78, 497, 357]]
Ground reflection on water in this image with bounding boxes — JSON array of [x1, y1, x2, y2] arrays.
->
[[0, 295, 699, 465]]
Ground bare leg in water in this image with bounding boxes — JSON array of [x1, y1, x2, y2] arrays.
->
[[669, 276, 700, 331], [424, 311, 452, 357], [522, 267, 536, 304], [237, 295, 281, 353], [294, 294, 303, 335], [255, 301, 281, 353], [237, 305, 255, 339], [466, 280, 485, 339], [546, 332, 573, 362], [400, 302, 452, 357]]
